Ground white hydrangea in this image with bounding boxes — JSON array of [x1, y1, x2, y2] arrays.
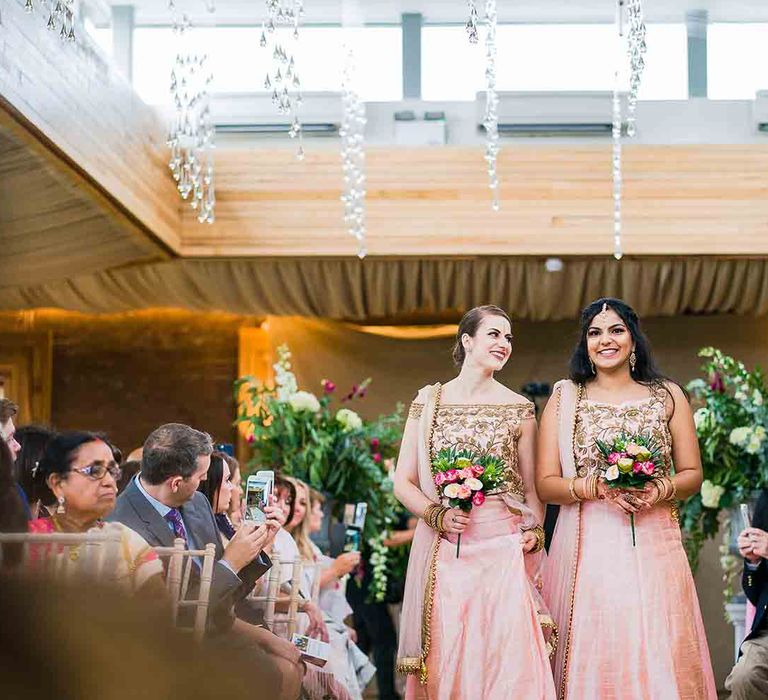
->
[[700, 480, 725, 509], [289, 391, 321, 413], [729, 427, 751, 447], [336, 408, 363, 432]]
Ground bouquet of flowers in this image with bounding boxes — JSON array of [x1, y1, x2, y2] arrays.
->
[[431, 447, 506, 557], [595, 432, 663, 546]]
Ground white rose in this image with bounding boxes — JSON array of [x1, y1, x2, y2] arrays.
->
[[604, 465, 620, 482], [443, 483, 461, 499], [465, 477, 483, 491], [288, 390, 321, 413], [755, 426, 767, 441], [700, 480, 725, 509], [746, 436, 763, 455], [754, 390, 764, 407], [336, 408, 363, 432], [735, 390, 747, 402], [729, 427, 751, 447]]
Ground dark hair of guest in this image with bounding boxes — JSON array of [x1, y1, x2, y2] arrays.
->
[[14, 424, 55, 505], [452, 305, 512, 367], [197, 451, 227, 510]]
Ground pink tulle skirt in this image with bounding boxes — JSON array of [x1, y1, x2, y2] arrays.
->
[[545, 500, 717, 700], [406, 497, 556, 700]]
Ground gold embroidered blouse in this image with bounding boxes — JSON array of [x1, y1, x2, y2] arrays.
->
[[573, 384, 673, 478], [410, 401, 535, 496]]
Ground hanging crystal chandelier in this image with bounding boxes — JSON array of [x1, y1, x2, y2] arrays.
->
[[340, 46, 367, 259], [167, 1, 216, 224], [612, 0, 647, 260], [260, 0, 305, 160], [24, 0, 76, 42], [465, 0, 479, 44]]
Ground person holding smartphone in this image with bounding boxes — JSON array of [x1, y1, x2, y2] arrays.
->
[[727, 490, 768, 698]]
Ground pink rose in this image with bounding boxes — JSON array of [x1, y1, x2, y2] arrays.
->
[[471, 464, 485, 476], [373, 453, 382, 464], [632, 461, 643, 474], [434, 472, 445, 486], [247, 435, 255, 444], [370, 437, 380, 449], [607, 452, 625, 465], [457, 485, 472, 500], [443, 470, 459, 484], [472, 491, 486, 507], [458, 468, 474, 480], [321, 379, 336, 393], [638, 461, 656, 476]]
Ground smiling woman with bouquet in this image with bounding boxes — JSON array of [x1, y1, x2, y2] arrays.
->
[[536, 298, 716, 700], [393, 305, 556, 700]]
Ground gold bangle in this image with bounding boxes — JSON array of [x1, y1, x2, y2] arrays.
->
[[436, 507, 448, 533], [585, 475, 597, 500], [524, 525, 545, 554], [568, 477, 581, 503], [668, 478, 677, 501]]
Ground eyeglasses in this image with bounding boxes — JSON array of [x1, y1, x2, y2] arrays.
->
[[71, 462, 122, 481]]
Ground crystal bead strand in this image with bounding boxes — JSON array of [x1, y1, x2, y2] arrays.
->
[[483, 0, 500, 211], [26, 0, 77, 42], [625, 0, 647, 137], [340, 46, 368, 259]]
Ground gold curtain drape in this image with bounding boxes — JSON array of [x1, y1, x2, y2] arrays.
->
[[4, 257, 768, 321]]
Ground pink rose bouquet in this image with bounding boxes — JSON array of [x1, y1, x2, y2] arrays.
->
[[431, 447, 506, 557], [595, 432, 664, 546]]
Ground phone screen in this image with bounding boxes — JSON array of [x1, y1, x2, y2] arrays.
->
[[245, 480, 268, 523]]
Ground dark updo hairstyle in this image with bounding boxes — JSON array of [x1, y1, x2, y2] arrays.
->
[[33, 431, 113, 507], [15, 424, 55, 506], [569, 297, 685, 409], [197, 451, 228, 511], [452, 305, 512, 367]]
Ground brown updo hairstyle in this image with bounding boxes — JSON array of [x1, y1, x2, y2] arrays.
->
[[451, 305, 512, 367]]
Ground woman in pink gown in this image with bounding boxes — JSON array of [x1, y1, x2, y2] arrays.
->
[[537, 297, 717, 700], [394, 305, 556, 700]]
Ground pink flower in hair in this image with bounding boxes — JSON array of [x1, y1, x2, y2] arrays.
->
[[471, 464, 485, 476], [472, 491, 486, 507], [607, 452, 625, 465], [443, 470, 460, 484], [457, 485, 472, 500]]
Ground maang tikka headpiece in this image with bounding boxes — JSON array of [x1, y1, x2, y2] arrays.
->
[[596, 302, 611, 322]]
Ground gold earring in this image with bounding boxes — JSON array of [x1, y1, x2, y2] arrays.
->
[[56, 496, 66, 515], [630, 351, 637, 373]]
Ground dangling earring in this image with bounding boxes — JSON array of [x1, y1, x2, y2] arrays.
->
[[630, 351, 637, 373], [589, 358, 596, 375], [56, 496, 66, 515]]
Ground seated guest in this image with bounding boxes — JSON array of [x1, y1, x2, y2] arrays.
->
[[15, 425, 55, 518], [0, 398, 21, 460], [109, 424, 275, 632], [27, 431, 164, 595], [727, 490, 768, 699], [0, 439, 27, 567], [222, 451, 244, 529], [116, 460, 141, 494]]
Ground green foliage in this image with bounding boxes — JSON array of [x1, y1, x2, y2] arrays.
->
[[683, 347, 768, 572], [236, 345, 406, 600]]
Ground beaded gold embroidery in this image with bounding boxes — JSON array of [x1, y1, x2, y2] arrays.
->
[[408, 402, 425, 421]]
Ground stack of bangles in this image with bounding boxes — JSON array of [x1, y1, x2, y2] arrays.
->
[[521, 525, 545, 554], [649, 476, 677, 503], [423, 502, 449, 532], [568, 474, 599, 502]]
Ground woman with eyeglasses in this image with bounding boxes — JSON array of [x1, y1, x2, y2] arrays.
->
[[28, 431, 164, 595]]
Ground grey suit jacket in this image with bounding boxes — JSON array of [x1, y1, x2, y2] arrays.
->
[[108, 477, 271, 633]]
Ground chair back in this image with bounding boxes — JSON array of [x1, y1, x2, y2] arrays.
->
[[0, 524, 124, 584], [152, 539, 217, 642]]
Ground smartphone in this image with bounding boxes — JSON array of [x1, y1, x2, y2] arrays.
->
[[343, 526, 361, 553], [741, 503, 752, 530], [244, 471, 274, 524], [342, 502, 368, 530]]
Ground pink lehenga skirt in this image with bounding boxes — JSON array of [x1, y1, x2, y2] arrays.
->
[[543, 500, 717, 700], [406, 496, 556, 700]]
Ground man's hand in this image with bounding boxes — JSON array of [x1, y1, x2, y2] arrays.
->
[[221, 523, 270, 573], [302, 601, 330, 642], [740, 527, 768, 563]]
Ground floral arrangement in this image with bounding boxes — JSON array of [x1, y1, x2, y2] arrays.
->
[[431, 447, 506, 556], [595, 433, 663, 545], [236, 344, 405, 601], [685, 348, 768, 616]]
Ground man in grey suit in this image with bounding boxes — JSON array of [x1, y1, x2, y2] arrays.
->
[[109, 422, 274, 632]]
